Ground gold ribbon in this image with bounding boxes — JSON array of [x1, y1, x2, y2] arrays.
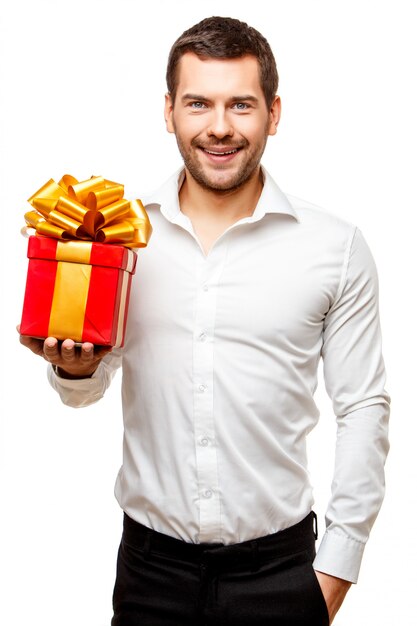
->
[[49, 258, 92, 341], [24, 174, 152, 248]]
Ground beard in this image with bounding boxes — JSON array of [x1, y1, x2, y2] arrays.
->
[[173, 126, 269, 194]]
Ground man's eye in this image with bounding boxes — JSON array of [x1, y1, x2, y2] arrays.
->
[[190, 102, 206, 109], [234, 103, 249, 110]]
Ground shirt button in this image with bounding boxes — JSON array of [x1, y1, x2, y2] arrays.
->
[[200, 437, 209, 447], [198, 384, 206, 393], [203, 284, 209, 292], [203, 489, 213, 499], [199, 332, 207, 342]]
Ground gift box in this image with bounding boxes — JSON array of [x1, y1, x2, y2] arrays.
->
[[20, 236, 137, 347], [20, 174, 152, 347]]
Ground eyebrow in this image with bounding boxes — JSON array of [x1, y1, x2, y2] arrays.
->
[[181, 93, 260, 104], [229, 95, 259, 103]]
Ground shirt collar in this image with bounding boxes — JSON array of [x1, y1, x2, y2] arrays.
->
[[144, 165, 299, 224]]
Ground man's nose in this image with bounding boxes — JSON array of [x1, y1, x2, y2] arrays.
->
[[207, 107, 234, 139]]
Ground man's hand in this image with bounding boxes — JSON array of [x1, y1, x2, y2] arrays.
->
[[18, 326, 112, 379], [314, 570, 351, 624]]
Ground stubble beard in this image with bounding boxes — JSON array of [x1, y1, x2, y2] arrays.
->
[[174, 126, 270, 194]]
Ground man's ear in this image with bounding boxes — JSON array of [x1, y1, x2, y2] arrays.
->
[[164, 93, 175, 134], [268, 96, 281, 136]]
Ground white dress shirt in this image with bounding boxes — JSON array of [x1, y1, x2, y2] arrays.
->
[[49, 166, 390, 583]]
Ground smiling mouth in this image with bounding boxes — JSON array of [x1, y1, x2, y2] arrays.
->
[[203, 148, 240, 156]]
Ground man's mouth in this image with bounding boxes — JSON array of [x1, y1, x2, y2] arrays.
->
[[199, 146, 243, 162], [203, 148, 240, 156]]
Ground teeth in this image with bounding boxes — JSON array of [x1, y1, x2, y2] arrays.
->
[[204, 149, 238, 155]]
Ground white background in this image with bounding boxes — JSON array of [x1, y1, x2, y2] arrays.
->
[[0, 1, 415, 624]]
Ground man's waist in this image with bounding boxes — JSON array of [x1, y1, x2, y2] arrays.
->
[[121, 511, 318, 568]]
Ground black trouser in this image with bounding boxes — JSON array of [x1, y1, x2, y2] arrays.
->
[[111, 512, 329, 625]]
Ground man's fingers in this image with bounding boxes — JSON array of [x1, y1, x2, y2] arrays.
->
[[43, 337, 59, 361], [79, 343, 112, 366], [79, 342, 95, 364], [60, 339, 76, 363], [18, 327, 112, 373]]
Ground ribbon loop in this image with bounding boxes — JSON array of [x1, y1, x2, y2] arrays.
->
[[86, 184, 125, 210], [56, 196, 89, 223], [68, 176, 106, 204], [24, 174, 152, 248]]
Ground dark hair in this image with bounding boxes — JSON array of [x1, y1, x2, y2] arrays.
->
[[166, 16, 279, 108]]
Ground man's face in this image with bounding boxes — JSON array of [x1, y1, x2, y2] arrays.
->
[[164, 52, 281, 193]]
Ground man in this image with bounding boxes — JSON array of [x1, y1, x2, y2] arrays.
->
[[19, 16, 390, 625]]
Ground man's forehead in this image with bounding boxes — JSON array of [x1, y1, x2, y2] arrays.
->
[[175, 52, 262, 93]]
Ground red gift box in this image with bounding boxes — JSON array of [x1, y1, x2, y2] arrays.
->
[[20, 236, 137, 347]]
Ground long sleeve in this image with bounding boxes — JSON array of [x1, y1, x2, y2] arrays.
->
[[47, 348, 122, 408], [313, 227, 391, 583]]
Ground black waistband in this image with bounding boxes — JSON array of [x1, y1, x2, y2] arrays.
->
[[122, 512, 317, 568]]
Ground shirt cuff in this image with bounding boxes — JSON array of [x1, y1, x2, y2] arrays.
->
[[50, 363, 100, 387], [313, 529, 366, 583], [47, 362, 106, 407]]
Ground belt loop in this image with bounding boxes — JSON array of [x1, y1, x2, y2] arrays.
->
[[250, 540, 260, 572], [143, 530, 152, 560], [312, 511, 318, 540]]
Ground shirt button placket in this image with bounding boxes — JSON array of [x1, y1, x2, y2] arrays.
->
[[192, 245, 226, 543]]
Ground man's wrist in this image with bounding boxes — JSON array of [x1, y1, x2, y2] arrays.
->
[[52, 365, 96, 380]]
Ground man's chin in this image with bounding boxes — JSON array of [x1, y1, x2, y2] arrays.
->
[[205, 179, 239, 192], [189, 170, 251, 193]]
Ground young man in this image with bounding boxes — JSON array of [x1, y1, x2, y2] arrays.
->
[[20, 16, 390, 625]]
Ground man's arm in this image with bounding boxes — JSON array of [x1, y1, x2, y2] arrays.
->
[[18, 328, 122, 407], [313, 227, 390, 618]]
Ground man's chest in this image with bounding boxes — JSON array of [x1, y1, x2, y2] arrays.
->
[[127, 219, 343, 352]]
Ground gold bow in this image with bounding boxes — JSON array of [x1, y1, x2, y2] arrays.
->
[[24, 174, 152, 248]]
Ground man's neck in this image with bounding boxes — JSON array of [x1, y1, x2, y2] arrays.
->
[[178, 167, 264, 256], [179, 166, 264, 226]]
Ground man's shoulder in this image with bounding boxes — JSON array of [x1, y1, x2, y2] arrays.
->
[[262, 168, 356, 236], [285, 192, 357, 237]]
